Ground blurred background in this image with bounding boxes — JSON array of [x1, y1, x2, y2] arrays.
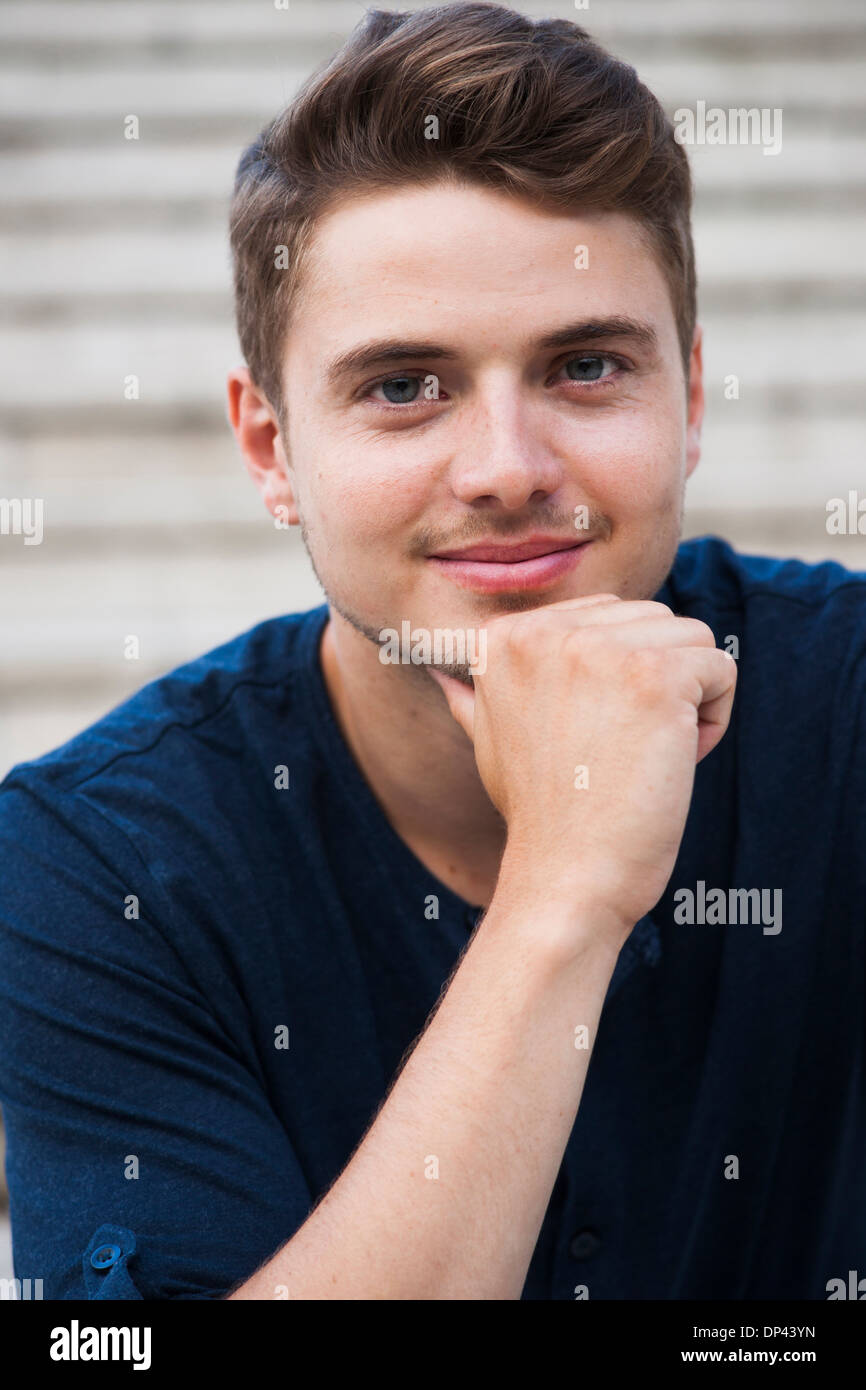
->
[[1, 0, 865, 1284]]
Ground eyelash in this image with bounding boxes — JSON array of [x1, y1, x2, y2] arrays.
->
[[360, 354, 631, 413]]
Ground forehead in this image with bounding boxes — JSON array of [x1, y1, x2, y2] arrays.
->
[[287, 181, 677, 364]]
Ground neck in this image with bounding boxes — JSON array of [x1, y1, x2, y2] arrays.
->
[[319, 609, 507, 907]]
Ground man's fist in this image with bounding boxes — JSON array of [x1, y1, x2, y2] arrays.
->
[[430, 595, 737, 942]]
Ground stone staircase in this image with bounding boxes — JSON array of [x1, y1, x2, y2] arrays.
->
[[0, 0, 864, 776]]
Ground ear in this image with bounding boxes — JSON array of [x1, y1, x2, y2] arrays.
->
[[685, 323, 704, 481], [226, 365, 298, 525]]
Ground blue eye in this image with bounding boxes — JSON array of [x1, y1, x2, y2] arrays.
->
[[564, 355, 616, 382], [377, 375, 422, 404]]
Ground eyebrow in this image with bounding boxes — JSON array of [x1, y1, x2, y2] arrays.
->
[[323, 317, 659, 385]]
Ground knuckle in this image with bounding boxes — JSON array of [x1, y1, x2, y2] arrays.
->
[[562, 626, 587, 659], [497, 611, 539, 653], [682, 617, 717, 646], [564, 624, 602, 659], [634, 600, 674, 619], [623, 646, 668, 695]]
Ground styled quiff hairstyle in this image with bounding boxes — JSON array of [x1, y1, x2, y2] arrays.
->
[[230, 1, 696, 426]]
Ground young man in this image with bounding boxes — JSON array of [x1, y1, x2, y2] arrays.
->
[[0, 3, 863, 1302]]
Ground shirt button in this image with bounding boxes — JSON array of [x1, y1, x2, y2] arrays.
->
[[91, 1244, 122, 1269], [569, 1229, 602, 1260]]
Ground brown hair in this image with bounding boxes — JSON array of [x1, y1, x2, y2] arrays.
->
[[229, 1, 695, 427]]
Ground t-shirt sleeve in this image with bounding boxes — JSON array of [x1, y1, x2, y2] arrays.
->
[[0, 778, 313, 1300]]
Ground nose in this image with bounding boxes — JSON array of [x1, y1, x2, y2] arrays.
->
[[448, 377, 567, 510]]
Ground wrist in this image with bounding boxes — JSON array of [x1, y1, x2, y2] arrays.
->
[[490, 849, 635, 965]]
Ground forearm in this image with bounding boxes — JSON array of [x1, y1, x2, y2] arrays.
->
[[226, 875, 625, 1300]]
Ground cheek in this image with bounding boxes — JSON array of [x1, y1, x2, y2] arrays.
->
[[302, 431, 436, 537], [562, 410, 684, 519]]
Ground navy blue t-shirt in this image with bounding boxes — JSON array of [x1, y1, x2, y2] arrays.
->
[[0, 535, 864, 1300]]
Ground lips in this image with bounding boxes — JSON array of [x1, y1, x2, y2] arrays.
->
[[428, 535, 594, 595], [431, 535, 584, 563]]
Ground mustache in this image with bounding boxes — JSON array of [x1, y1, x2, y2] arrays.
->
[[409, 507, 611, 557]]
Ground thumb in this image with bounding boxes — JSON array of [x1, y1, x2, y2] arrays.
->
[[428, 666, 476, 740]]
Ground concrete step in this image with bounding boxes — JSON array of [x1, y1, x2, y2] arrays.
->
[[3, 210, 863, 307], [1, 514, 863, 780], [3, 130, 864, 225], [0, 1213, 12, 1284], [0, 309, 862, 412], [4, 60, 866, 135], [1, 413, 862, 524], [1, 0, 863, 53], [0, 533, 324, 690]]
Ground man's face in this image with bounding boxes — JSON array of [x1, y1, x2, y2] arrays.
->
[[270, 181, 702, 674]]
